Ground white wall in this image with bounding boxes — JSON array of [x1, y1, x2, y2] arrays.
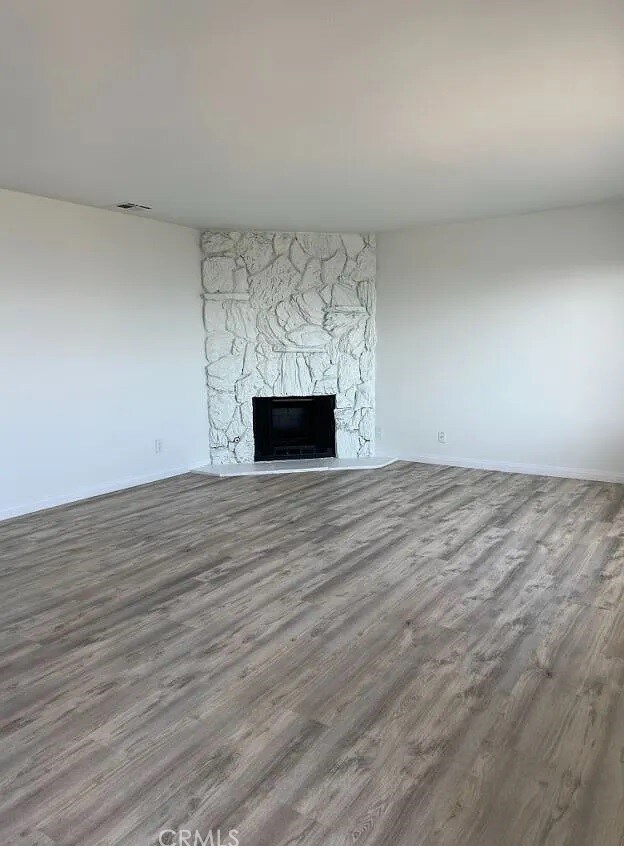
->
[[376, 201, 624, 481], [0, 189, 210, 519]]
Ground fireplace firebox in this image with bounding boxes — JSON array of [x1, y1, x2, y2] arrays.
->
[[253, 396, 336, 461]]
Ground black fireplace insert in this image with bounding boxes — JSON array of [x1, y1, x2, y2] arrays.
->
[[253, 395, 336, 461]]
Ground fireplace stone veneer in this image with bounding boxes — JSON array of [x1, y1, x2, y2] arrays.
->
[[201, 230, 376, 464]]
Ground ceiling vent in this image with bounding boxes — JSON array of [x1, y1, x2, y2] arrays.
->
[[115, 202, 152, 211]]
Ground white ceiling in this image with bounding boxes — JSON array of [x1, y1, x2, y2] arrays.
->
[[1, 0, 623, 232]]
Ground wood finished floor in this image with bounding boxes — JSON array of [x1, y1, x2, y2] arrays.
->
[[1, 461, 624, 845]]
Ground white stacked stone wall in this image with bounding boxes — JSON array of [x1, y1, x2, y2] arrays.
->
[[201, 231, 376, 463]]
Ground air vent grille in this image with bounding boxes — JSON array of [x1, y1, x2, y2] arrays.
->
[[115, 202, 152, 211]]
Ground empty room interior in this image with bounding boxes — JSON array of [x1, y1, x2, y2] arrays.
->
[[2, 0, 624, 846]]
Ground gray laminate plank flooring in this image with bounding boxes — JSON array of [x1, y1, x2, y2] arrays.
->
[[1, 461, 623, 844]]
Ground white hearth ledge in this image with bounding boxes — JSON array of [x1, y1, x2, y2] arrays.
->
[[192, 457, 396, 478]]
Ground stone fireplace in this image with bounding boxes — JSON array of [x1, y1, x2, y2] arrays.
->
[[201, 230, 376, 464]]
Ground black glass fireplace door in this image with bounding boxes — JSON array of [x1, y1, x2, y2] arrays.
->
[[252, 395, 336, 461]]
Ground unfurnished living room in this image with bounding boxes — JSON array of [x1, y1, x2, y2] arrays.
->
[[1, 0, 624, 847]]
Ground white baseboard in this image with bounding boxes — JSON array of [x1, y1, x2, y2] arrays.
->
[[398, 452, 624, 485], [0, 461, 212, 522], [4, 452, 622, 523]]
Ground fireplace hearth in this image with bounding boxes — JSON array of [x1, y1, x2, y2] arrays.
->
[[253, 396, 336, 462]]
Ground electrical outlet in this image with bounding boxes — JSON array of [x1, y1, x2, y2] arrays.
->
[[437, 431, 447, 444], [375, 425, 382, 440], [154, 439, 162, 454]]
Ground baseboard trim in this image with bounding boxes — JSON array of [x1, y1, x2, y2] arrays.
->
[[5, 453, 622, 522], [398, 452, 624, 485], [0, 462, 212, 522]]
